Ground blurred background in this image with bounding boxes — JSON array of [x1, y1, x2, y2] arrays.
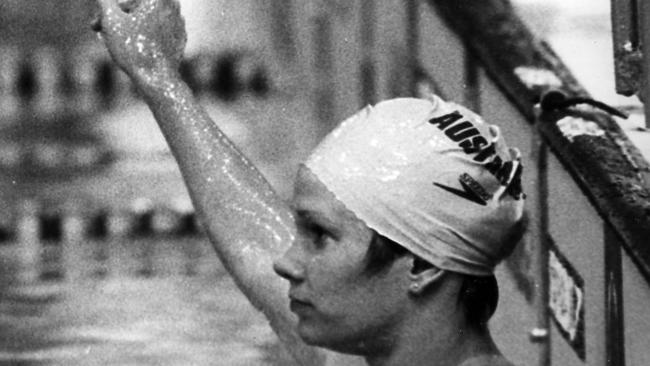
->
[[0, 0, 647, 365]]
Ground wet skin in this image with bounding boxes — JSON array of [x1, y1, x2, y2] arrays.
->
[[273, 165, 413, 356]]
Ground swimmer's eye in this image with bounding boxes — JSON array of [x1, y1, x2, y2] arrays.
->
[[297, 220, 332, 249], [294, 210, 335, 248], [307, 223, 330, 248]]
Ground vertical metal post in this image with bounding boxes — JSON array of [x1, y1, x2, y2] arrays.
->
[[534, 138, 551, 366], [604, 226, 626, 366], [610, 0, 639, 96], [269, 0, 298, 63], [640, 0, 650, 127], [312, 12, 336, 135], [610, 0, 648, 126], [405, 0, 419, 97], [464, 49, 481, 113], [360, 0, 376, 106]]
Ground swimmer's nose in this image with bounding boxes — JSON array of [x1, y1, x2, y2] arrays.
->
[[91, 14, 102, 32], [273, 245, 305, 283]]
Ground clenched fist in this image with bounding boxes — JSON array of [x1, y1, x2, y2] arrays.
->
[[93, 0, 187, 89]]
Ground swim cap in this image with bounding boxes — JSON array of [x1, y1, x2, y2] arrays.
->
[[305, 95, 524, 276]]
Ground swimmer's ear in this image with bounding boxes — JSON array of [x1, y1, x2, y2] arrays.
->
[[408, 258, 445, 295]]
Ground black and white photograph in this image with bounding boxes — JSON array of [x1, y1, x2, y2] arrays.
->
[[0, 0, 648, 365]]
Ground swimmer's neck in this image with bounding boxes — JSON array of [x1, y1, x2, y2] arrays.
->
[[364, 306, 501, 366]]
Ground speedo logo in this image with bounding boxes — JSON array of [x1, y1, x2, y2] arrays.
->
[[434, 173, 492, 206], [429, 111, 524, 200]]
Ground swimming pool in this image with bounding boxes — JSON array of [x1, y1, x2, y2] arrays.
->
[[0, 235, 296, 366]]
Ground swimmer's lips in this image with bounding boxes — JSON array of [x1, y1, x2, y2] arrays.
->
[[289, 296, 314, 314]]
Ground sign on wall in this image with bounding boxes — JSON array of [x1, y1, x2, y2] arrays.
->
[[548, 238, 586, 361]]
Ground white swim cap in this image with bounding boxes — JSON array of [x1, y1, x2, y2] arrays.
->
[[305, 95, 525, 276]]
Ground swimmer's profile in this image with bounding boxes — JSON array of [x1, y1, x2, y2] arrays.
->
[[93, 1, 526, 365]]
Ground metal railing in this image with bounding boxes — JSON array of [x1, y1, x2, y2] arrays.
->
[[610, 0, 650, 127], [426, 0, 650, 283], [423, 2, 650, 365]]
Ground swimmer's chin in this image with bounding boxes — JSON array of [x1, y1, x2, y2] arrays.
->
[[296, 326, 370, 356]]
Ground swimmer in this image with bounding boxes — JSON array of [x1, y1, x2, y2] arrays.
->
[[93, 1, 527, 365]]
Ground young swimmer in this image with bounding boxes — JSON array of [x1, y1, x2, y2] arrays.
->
[[93, 1, 526, 365]]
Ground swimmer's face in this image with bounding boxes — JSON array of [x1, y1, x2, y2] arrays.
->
[[273, 165, 411, 355]]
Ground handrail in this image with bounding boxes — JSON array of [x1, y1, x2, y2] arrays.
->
[[428, 0, 650, 283]]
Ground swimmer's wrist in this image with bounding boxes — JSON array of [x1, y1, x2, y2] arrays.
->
[[132, 66, 188, 101]]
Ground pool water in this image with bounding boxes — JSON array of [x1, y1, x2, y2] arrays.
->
[[0, 236, 296, 366]]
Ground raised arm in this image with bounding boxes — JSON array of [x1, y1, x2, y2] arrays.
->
[[92, 0, 351, 364]]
